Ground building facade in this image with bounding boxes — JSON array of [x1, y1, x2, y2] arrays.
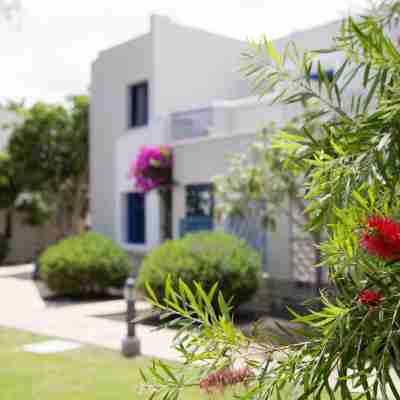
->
[[90, 15, 343, 281]]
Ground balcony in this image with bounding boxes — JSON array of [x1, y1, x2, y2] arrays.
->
[[170, 107, 213, 141]]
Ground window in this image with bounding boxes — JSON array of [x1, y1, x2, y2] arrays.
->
[[128, 82, 148, 128], [186, 184, 214, 218], [310, 68, 334, 82], [126, 192, 146, 244], [180, 184, 214, 237]]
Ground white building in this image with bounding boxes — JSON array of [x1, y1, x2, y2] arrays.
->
[[90, 15, 342, 281]]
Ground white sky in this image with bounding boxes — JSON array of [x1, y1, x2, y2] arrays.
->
[[0, 0, 367, 104]]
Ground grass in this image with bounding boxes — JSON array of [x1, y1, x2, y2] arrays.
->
[[0, 328, 362, 400], [0, 328, 205, 400]]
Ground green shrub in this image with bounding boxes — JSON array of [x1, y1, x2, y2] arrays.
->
[[136, 231, 262, 308], [0, 234, 9, 264], [39, 232, 132, 296]]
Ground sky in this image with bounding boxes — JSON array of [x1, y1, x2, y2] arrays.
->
[[0, 0, 368, 105]]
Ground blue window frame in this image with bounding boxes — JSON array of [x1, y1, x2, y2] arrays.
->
[[126, 193, 145, 244], [180, 184, 214, 237], [310, 68, 334, 82], [179, 216, 214, 237], [128, 82, 148, 128], [186, 183, 214, 218]]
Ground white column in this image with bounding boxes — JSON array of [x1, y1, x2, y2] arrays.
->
[[146, 190, 162, 248]]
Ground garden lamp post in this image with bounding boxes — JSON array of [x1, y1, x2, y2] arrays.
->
[[121, 277, 140, 357]]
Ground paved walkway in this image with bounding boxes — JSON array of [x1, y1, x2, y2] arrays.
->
[[0, 264, 180, 361]]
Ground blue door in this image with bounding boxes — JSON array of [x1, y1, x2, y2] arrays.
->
[[127, 193, 145, 244], [179, 216, 214, 237]]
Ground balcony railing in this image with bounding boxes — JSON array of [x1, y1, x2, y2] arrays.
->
[[170, 107, 213, 141]]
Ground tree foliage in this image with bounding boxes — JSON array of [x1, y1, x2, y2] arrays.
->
[[2, 96, 89, 240], [214, 105, 322, 232], [138, 2, 400, 399], [0, 150, 19, 211], [214, 106, 325, 284]]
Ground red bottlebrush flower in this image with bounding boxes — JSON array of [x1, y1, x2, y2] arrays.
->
[[361, 216, 400, 261], [199, 367, 253, 393], [358, 290, 382, 308]]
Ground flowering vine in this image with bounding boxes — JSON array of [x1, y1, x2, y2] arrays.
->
[[129, 146, 173, 192]]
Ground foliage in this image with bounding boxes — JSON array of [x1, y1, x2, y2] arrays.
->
[[135, 231, 262, 308], [0, 150, 20, 211], [213, 108, 324, 287], [213, 87, 324, 288], [39, 232, 132, 296], [15, 193, 51, 226], [129, 146, 173, 192], [138, 2, 400, 399], [6, 96, 89, 239], [214, 110, 319, 232], [0, 117, 24, 242]]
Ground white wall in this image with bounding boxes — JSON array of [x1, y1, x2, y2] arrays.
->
[[172, 132, 292, 279], [151, 15, 250, 116], [92, 14, 253, 248], [274, 20, 341, 53], [212, 96, 293, 136], [115, 116, 168, 251], [92, 15, 346, 258], [90, 33, 153, 241]]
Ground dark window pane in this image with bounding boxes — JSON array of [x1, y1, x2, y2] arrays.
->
[[310, 68, 334, 82], [129, 82, 148, 128], [127, 192, 146, 244], [186, 184, 214, 218]]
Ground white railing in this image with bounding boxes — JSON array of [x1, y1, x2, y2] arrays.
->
[[170, 107, 213, 141]]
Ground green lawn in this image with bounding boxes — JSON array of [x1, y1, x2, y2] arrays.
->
[[0, 328, 205, 400], [0, 328, 361, 400]]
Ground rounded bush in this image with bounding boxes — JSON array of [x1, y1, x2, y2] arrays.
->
[[39, 232, 132, 296], [136, 231, 262, 308]]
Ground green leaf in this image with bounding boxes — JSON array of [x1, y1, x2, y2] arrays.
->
[[145, 282, 159, 304], [266, 40, 284, 67], [363, 70, 381, 112], [157, 360, 178, 383]]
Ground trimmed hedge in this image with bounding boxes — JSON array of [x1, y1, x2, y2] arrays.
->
[[39, 232, 132, 296], [136, 231, 262, 308]]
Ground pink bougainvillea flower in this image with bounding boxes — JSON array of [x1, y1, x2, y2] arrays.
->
[[361, 216, 400, 261], [358, 290, 382, 308], [199, 367, 253, 393], [128, 145, 173, 192]]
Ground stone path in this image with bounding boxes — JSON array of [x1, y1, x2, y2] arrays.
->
[[0, 264, 180, 361]]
